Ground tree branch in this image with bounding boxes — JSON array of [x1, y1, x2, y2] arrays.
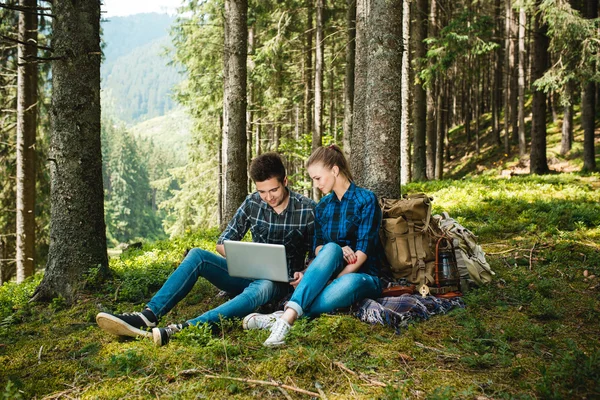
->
[[0, 3, 55, 18], [204, 375, 321, 397], [0, 34, 54, 52]]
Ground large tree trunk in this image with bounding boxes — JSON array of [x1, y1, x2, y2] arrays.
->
[[509, 5, 518, 144], [529, 2, 549, 175], [361, 0, 402, 198], [582, 0, 598, 171], [304, 0, 314, 137], [313, 0, 325, 200], [493, 0, 502, 146], [400, 0, 410, 185], [412, 0, 427, 181], [350, 0, 368, 182], [32, 0, 108, 303], [247, 24, 255, 192], [343, 0, 356, 158], [16, 0, 37, 283], [426, 0, 437, 179], [503, 0, 512, 155], [222, 0, 248, 224], [517, 3, 526, 158]]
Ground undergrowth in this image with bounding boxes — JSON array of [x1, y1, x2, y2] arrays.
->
[[1, 175, 599, 399]]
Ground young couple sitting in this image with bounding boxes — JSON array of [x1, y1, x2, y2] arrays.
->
[[96, 146, 383, 347]]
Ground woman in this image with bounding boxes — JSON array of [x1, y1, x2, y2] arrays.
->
[[243, 144, 382, 347]]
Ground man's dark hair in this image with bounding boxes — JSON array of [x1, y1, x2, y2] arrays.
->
[[249, 152, 286, 183]]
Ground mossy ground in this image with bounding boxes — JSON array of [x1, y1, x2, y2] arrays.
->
[[2, 172, 599, 399]]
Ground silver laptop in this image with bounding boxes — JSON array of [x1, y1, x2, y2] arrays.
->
[[224, 240, 291, 282]]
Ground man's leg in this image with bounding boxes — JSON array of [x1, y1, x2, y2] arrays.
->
[[147, 248, 253, 318], [97, 247, 252, 338]]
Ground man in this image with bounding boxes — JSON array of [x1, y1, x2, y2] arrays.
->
[[96, 153, 316, 346]]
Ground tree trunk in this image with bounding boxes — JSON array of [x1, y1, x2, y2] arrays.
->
[[16, 0, 37, 283], [33, 0, 108, 303], [434, 90, 444, 180], [247, 24, 255, 193], [529, 2, 549, 175], [426, 0, 437, 179], [400, 0, 410, 186], [493, 0, 502, 145], [412, 0, 427, 181], [313, 0, 325, 200], [517, 3, 526, 158], [304, 0, 314, 137], [222, 0, 248, 224], [503, 0, 511, 155], [509, 6, 518, 144], [582, 0, 598, 171], [362, 0, 402, 198], [351, 0, 368, 182], [343, 0, 356, 158], [560, 86, 573, 156]]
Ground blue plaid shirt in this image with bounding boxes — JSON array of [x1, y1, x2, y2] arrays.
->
[[218, 189, 316, 276], [314, 182, 382, 276]]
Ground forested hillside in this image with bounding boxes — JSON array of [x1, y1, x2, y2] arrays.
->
[[101, 13, 182, 124]]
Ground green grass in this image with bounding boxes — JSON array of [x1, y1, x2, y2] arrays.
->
[[1, 175, 600, 399]]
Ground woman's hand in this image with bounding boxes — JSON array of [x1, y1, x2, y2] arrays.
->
[[290, 271, 304, 288], [341, 246, 357, 264]]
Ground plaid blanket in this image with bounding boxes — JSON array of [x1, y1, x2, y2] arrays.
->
[[355, 294, 465, 333]]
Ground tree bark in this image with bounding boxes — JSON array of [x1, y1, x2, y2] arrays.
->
[[16, 0, 37, 283], [362, 0, 402, 198], [351, 0, 368, 182], [493, 0, 502, 145], [503, 0, 512, 155], [313, 0, 325, 200], [343, 0, 356, 159], [222, 0, 248, 225], [560, 85, 573, 156], [509, 5, 518, 144], [412, 0, 427, 181], [582, 0, 598, 171], [529, 2, 549, 175], [400, 0, 410, 185], [517, 2, 526, 158], [33, 0, 108, 303], [304, 0, 314, 137], [426, 0, 437, 179]]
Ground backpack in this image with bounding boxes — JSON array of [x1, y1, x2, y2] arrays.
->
[[432, 212, 495, 286], [379, 194, 443, 292]]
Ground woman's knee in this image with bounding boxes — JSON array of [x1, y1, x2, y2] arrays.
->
[[321, 242, 342, 257]]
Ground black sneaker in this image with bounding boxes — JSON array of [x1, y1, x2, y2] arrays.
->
[[96, 309, 157, 338], [152, 323, 188, 347]]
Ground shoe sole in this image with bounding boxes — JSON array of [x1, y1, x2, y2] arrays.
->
[[152, 328, 166, 347], [263, 340, 286, 347], [96, 313, 153, 338]]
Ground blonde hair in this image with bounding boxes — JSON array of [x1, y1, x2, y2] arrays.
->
[[306, 144, 353, 181]]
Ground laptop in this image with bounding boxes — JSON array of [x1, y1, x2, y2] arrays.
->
[[223, 240, 291, 282]]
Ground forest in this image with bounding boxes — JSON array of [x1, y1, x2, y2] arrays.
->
[[0, 0, 599, 398]]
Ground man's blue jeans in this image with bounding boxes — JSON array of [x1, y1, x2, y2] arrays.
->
[[286, 243, 381, 318], [146, 248, 290, 326]]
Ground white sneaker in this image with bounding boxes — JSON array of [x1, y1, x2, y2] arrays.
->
[[242, 311, 284, 330], [263, 318, 291, 347]]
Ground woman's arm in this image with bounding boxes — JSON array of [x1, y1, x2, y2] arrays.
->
[[336, 250, 367, 278]]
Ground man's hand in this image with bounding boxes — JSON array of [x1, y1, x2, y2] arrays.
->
[[290, 271, 304, 288], [341, 246, 357, 264]]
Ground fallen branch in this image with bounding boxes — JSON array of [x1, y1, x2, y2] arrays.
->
[[529, 241, 537, 271], [204, 374, 320, 397], [333, 361, 386, 387]]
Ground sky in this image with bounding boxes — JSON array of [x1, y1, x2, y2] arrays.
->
[[101, 0, 183, 17]]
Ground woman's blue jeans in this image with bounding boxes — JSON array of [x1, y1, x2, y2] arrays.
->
[[146, 248, 290, 326], [286, 243, 381, 318]]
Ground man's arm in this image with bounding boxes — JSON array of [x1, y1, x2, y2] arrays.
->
[[216, 244, 225, 257]]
